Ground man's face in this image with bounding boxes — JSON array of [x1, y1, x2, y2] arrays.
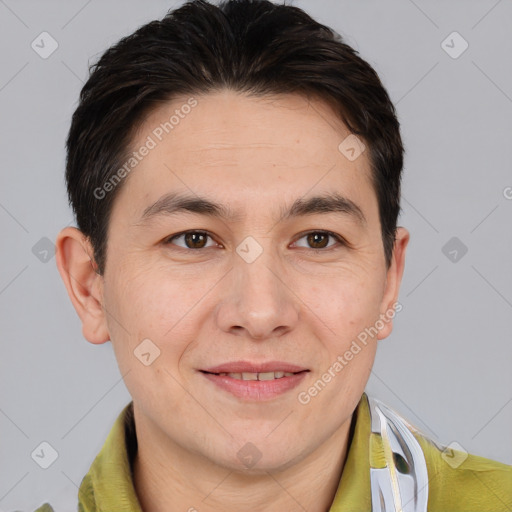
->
[[95, 90, 406, 471]]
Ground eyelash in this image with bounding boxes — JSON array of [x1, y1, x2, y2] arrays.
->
[[163, 230, 347, 252]]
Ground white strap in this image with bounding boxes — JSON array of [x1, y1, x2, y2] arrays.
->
[[368, 396, 429, 512]]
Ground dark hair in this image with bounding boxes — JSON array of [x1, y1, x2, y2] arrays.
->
[[66, 0, 403, 274]]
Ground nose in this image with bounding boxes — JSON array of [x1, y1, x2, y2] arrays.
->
[[215, 245, 300, 340]]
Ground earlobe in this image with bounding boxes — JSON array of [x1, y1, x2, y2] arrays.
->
[[377, 227, 410, 340], [55, 227, 110, 344]]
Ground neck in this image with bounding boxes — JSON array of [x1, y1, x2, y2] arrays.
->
[[132, 408, 355, 512]]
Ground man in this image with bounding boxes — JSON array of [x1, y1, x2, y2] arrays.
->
[[36, 0, 511, 510]]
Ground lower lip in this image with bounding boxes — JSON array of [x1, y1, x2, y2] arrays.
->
[[201, 371, 308, 401]]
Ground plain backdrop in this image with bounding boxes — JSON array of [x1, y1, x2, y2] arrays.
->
[[1, 1, 511, 510]]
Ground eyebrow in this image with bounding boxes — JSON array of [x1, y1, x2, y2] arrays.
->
[[138, 191, 366, 226]]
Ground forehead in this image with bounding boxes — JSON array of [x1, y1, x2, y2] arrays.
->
[[137, 90, 353, 158], [111, 90, 377, 223]]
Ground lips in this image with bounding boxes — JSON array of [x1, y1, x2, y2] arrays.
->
[[201, 361, 308, 374], [211, 371, 297, 381], [199, 361, 309, 401]]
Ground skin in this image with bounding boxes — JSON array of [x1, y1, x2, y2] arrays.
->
[[56, 89, 409, 512]]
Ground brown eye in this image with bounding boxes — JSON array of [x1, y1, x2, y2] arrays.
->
[[165, 231, 215, 249], [294, 231, 343, 250], [306, 232, 329, 249]]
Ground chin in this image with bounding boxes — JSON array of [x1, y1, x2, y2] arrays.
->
[[210, 439, 304, 475]]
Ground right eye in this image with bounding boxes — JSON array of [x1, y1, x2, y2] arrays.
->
[[163, 230, 219, 250]]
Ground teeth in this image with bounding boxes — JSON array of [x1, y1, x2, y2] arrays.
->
[[216, 371, 296, 380], [258, 372, 276, 381]]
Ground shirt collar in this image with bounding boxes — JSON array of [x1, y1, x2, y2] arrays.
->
[[79, 393, 372, 511]]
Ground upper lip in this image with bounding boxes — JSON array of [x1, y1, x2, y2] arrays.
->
[[201, 361, 309, 374]]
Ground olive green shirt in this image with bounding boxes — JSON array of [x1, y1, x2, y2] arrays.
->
[[34, 393, 512, 511]]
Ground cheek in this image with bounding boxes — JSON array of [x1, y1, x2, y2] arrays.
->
[[309, 283, 380, 398], [107, 262, 176, 328], [103, 263, 212, 362], [308, 277, 384, 389], [311, 275, 385, 335], [102, 268, 196, 406]]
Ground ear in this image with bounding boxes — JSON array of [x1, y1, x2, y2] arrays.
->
[[377, 227, 409, 340], [55, 227, 110, 344]]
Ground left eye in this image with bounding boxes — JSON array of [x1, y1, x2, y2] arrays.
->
[[293, 231, 344, 250], [165, 230, 344, 251]]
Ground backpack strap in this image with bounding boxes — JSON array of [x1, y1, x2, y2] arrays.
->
[[368, 396, 429, 512]]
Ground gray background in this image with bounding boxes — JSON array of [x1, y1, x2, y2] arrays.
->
[[1, 0, 511, 510]]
